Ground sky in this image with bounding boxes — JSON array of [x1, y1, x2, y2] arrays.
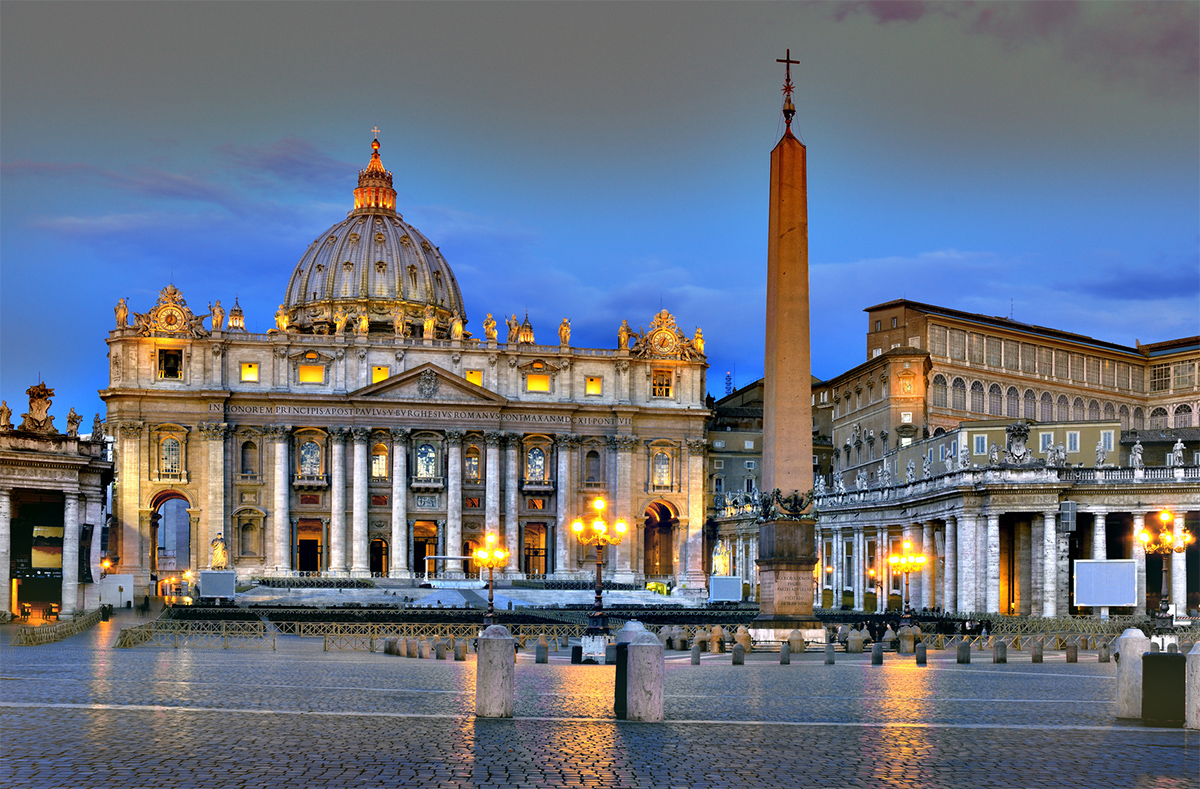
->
[[2, 1, 1197, 423]]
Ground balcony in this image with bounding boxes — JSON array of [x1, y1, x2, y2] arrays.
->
[[522, 477, 555, 493], [292, 474, 329, 490], [410, 476, 445, 491], [236, 473, 263, 485], [581, 480, 606, 491]]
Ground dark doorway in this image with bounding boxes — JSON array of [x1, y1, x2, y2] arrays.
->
[[414, 522, 436, 574], [370, 539, 388, 575], [297, 540, 319, 572], [523, 523, 547, 576], [643, 502, 676, 579]]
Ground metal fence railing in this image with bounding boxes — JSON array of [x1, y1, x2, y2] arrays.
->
[[12, 608, 103, 647], [113, 619, 276, 650]]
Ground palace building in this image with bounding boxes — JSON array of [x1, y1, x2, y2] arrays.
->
[[102, 138, 711, 598]]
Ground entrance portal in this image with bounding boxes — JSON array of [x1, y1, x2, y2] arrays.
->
[[643, 502, 677, 579], [414, 522, 437, 574], [523, 523, 547, 576], [296, 518, 323, 572], [370, 539, 388, 575]]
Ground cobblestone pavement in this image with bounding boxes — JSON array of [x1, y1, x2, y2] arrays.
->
[[2, 612, 1196, 788]]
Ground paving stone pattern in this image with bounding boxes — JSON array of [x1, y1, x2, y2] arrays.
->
[[1, 611, 1195, 788]]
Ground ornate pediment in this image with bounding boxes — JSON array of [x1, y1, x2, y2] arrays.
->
[[133, 284, 210, 338], [514, 359, 560, 374], [629, 309, 702, 361], [350, 363, 507, 404]]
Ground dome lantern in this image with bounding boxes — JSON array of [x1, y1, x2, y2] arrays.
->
[[353, 136, 397, 213]]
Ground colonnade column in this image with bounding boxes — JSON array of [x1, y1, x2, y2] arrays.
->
[[922, 521, 935, 610], [61, 494, 80, 612], [554, 434, 574, 578], [390, 428, 409, 577], [957, 512, 977, 614], [350, 428, 369, 577], [1131, 513, 1147, 615], [329, 428, 347, 575], [943, 517, 957, 614], [684, 438, 708, 592], [445, 431, 464, 573], [614, 436, 638, 578], [1042, 510, 1058, 617], [116, 422, 145, 587], [1091, 508, 1108, 617], [832, 526, 843, 608], [267, 425, 291, 575], [1030, 514, 1044, 617], [876, 526, 887, 612], [503, 434, 520, 575], [985, 514, 1000, 613], [900, 524, 917, 609], [0, 489, 10, 616], [199, 423, 228, 568], [484, 431, 502, 543], [1171, 513, 1187, 616]]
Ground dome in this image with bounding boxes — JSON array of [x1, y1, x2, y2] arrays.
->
[[283, 138, 466, 336]]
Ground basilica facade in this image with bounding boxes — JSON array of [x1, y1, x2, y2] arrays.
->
[[102, 139, 710, 598]]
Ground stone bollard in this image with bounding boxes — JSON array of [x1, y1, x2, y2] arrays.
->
[[658, 626, 672, 648], [824, 642, 835, 665], [735, 626, 752, 654], [882, 627, 897, 651], [837, 624, 850, 644], [1098, 641, 1110, 663], [690, 643, 701, 665], [435, 641, 448, 660], [383, 638, 396, 655], [780, 641, 791, 665], [1116, 628, 1152, 719], [898, 626, 915, 655], [407, 638, 419, 659], [847, 630, 864, 654], [916, 642, 927, 666], [476, 625, 516, 718], [1150, 642, 1161, 653], [694, 631, 709, 653], [672, 626, 687, 651], [712, 625, 725, 653], [788, 629, 805, 656], [957, 642, 971, 664], [1065, 644, 1078, 663], [1167, 642, 1179, 654], [454, 641, 467, 661], [535, 643, 549, 664], [993, 640, 1007, 664], [732, 643, 745, 665], [418, 639, 432, 659], [627, 632, 665, 722], [1187, 642, 1200, 730], [1032, 640, 1044, 664], [872, 642, 884, 666]]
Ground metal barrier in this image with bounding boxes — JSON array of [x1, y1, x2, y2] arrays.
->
[[305, 622, 590, 651], [114, 619, 276, 650], [12, 608, 103, 646]]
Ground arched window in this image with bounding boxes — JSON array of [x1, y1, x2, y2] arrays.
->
[[653, 452, 671, 486], [933, 427, 946, 436], [1149, 407, 1169, 429], [1006, 387, 1019, 418], [1088, 400, 1100, 421], [1023, 389, 1036, 419], [526, 447, 546, 480], [371, 443, 388, 480], [1133, 407, 1145, 430], [464, 446, 481, 481], [1118, 404, 1130, 430], [240, 441, 258, 475], [1103, 402, 1115, 421], [989, 384, 1003, 416], [1057, 395, 1070, 421], [299, 441, 321, 476], [970, 381, 985, 413], [1040, 392, 1054, 422], [161, 437, 181, 476], [952, 378, 966, 411], [416, 443, 437, 478], [585, 450, 601, 483], [931, 375, 947, 408], [1073, 398, 1085, 421], [1174, 404, 1193, 428]]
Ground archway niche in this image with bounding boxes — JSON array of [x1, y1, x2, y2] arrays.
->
[[643, 501, 678, 580]]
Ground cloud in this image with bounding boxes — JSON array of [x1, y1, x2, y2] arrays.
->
[[2, 160, 245, 211], [216, 137, 354, 192]]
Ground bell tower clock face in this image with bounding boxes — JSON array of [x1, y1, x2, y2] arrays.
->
[[650, 329, 676, 355]]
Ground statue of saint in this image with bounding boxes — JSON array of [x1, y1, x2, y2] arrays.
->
[[0, 400, 10, 431], [1172, 438, 1185, 467], [210, 533, 229, 570], [451, 311, 464, 340], [66, 408, 82, 437], [422, 305, 436, 339], [1094, 438, 1108, 467], [1131, 440, 1144, 469], [506, 314, 520, 344], [693, 328, 705, 356], [355, 312, 370, 335], [115, 298, 128, 328], [617, 319, 632, 351], [905, 459, 916, 484], [988, 442, 1000, 466], [922, 454, 933, 479], [209, 300, 225, 332], [393, 308, 404, 336], [558, 318, 571, 346], [483, 313, 497, 342], [333, 306, 349, 334], [274, 304, 290, 332], [92, 413, 103, 439]]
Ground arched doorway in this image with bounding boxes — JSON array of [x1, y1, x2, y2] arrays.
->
[[150, 490, 191, 589], [370, 539, 388, 576], [643, 501, 677, 580]]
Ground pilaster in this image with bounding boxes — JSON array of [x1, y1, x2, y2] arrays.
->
[[390, 427, 410, 577]]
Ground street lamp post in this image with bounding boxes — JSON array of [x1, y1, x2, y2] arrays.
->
[[888, 540, 927, 619], [1138, 509, 1193, 622], [571, 498, 628, 640], [473, 533, 509, 629]]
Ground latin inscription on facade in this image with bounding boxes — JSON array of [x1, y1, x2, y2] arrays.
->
[[211, 402, 630, 427]]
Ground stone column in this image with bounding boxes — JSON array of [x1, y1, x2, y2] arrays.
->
[[484, 431, 502, 540], [614, 436, 638, 578], [1092, 508, 1108, 617], [684, 438, 708, 593], [876, 525, 888, 612], [957, 512, 977, 614], [199, 423, 228, 568], [944, 517, 958, 614], [1030, 514, 1044, 617], [901, 524, 918, 608], [1172, 512, 1187, 617], [390, 428, 409, 577], [852, 526, 863, 611], [1043, 510, 1058, 617], [329, 428, 348, 575], [503, 433, 520, 575], [0, 489, 11, 617], [922, 521, 935, 610], [985, 514, 1000, 613], [61, 494, 80, 613], [350, 427, 370, 577], [267, 425, 291, 574], [832, 526, 843, 608], [554, 434, 574, 578], [116, 422, 145, 588], [445, 431, 464, 573], [1132, 513, 1147, 615]]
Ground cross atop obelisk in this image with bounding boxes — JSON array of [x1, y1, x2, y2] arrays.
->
[[776, 49, 799, 129]]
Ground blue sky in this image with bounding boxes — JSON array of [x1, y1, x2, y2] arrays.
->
[[2, 1, 1197, 422]]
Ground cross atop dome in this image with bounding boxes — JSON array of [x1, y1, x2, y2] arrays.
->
[[355, 131, 396, 212], [776, 48, 799, 131]]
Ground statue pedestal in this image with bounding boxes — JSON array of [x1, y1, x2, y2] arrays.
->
[[753, 517, 821, 639]]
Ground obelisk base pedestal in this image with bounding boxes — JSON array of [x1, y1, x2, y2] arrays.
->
[[751, 518, 822, 645]]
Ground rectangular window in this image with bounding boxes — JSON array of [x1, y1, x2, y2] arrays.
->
[[463, 369, 483, 387], [744, 477, 755, 493], [874, 320, 881, 332], [526, 374, 550, 392], [974, 435, 987, 456], [1067, 431, 1079, 453], [713, 477, 724, 493], [1038, 347, 1053, 376], [969, 333, 984, 364], [297, 364, 325, 384], [901, 412, 913, 424], [240, 362, 259, 382], [872, 348, 882, 358], [464, 497, 481, 509], [651, 370, 673, 398], [1101, 430, 1114, 451], [1173, 361, 1195, 389], [939, 444, 947, 461], [1087, 357, 1100, 385], [371, 365, 389, 384], [1101, 360, 1116, 388], [1003, 340, 1020, 371], [929, 325, 948, 357], [158, 349, 183, 380], [1116, 362, 1130, 391], [744, 440, 755, 450], [1021, 343, 1037, 374], [713, 459, 724, 469], [1071, 354, 1086, 383], [986, 337, 1002, 367], [1040, 432, 1054, 452], [1054, 350, 1070, 380], [900, 437, 912, 448], [1132, 366, 1145, 392], [585, 376, 602, 395], [823, 541, 833, 587], [371, 494, 388, 506], [891, 317, 898, 329], [744, 460, 757, 470], [1150, 363, 1170, 391], [526, 498, 545, 510], [371, 452, 388, 479], [949, 329, 966, 361]]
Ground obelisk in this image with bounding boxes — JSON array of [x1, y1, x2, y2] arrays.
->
[[753, 50, 822, 642]]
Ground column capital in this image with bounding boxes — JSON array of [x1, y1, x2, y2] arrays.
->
[[610, 434, 640, 453], [350, 426, 370, 444], [389, 427, 411, 444], [117, 421, 144, 439], [685, 438, 708, 454], [553, 433, 579, 448], [330, 426, 350, 441], [262, 424, 291, 441], [484, 430, 504, 446], [445, 430, 465, 446], [196, 422, 229, 441]]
